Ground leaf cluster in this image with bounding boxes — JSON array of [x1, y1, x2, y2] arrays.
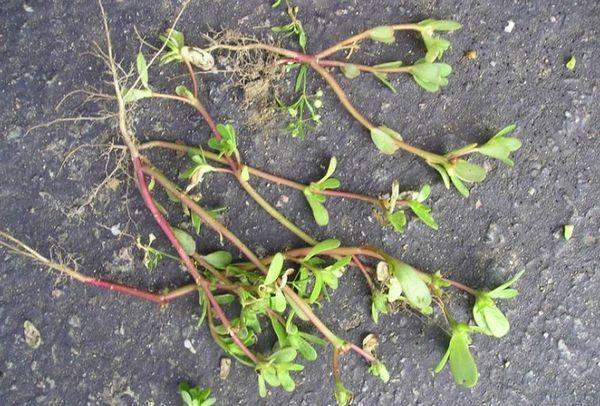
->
[[303, 157, 340, 226], [377, 182, 438, 234], [277, 65, 323, 139], [208, 123, 240, 160], [428, 124, 521, 197], [416, 19, 462, 63], [371, 256, 433, 322], [271, 2, 307, 51], [473, 271, 523, 337], [256, 348, 304, 396], [160, 29, 186, 65], [178, 382, 216, 406], [180, 148, 216, 192], [435, 271, 524, 387], [409, 59, 452, 92]]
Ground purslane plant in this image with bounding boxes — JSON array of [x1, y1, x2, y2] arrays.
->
[[123, 26, 440, 268], [0, 1, 526, 404], [179, 6, 522, 197]]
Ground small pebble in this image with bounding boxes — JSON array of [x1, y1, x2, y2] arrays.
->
[[184, 339, 196, 354], [110, 224, 121, 236], [219, 358, 232, 380], [504, 20, 515, 33], [24, 320, 41, 349]]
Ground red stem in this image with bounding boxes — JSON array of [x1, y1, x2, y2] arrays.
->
[[351, 255, 373, 289], [132, 157, 258, 364], [87, 278, 167, 304], [184, 59, 199, 100]]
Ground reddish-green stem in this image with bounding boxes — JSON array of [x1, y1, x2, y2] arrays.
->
[[314, 23, 419, 60], [184, 59, 199, 99], [143, 164, 384, 356], [133, 157, 259, 363], [138, 140, 386, 208], [318, 59, 411, 74]]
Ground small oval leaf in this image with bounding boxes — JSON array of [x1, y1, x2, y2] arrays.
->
[[265, 253, 284, 285], [172, 228, 196, 255]]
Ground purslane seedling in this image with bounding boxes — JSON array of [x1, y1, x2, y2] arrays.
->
[[0, 1, 526, 404]]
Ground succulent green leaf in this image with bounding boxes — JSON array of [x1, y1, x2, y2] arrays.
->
[[369, 25, 395, 44], [295, 337, 317, 361], [387, 210, 407, 234], [265, 253, 285, 285], [122, 88, 153, 104], [136, 52, 149, 89], [215, 293, 236, 305], [371, 289, 389, 323], [418, 19, 463, 32], [566, 56, 576, 70], [217, 123, 235, 139], [477, 124, 521, 166], [294, 64, 307, 93], [203, 251, 232, 269], [368, 361, 390, 383], [408, 200, 438, 230], [488, 270, 524, 297], [375, 60, 404, 69], [175, 85, 195, 100], [305, 239, 341, 261], [434, 345, 450, 373], [449, 160, 487, 183], [373, 72, 396, 92], [449, 173, 470, 197], [304, 190, 329, 226], [417, 20, 461, 62], [341, 64, 361, 79], [317, 156, 338, 184], [269, 316, 288, 347], [417, 184, 431, 202], [298, 30, 307, 50], [325, 256, 352, 274], [334, 381, 354, 406], [270, 347, 297, 363], [299, 331, 327, 346], [258, 375, 267, 397], [278, 370, 295, 392], [372, 61, 402, 92], [164, 29, 185, 50], [491, 288, 518, 299], [387, 277, 403, 302], [448, 329, 478, 388], [424, 36, 451, 63], [261, 367, 280, 387], [270, 289, 287, 312], [473, 294, 509, 337], [410, 59, 452, 92], [370, 126, 401, 155], [390, 259, 432, 313], [172, 228, 196, 255], [308, 274, 323, 303], [320, 178, 341, 190], [428, 162, 451, 189], [178, 382, 216, 406]]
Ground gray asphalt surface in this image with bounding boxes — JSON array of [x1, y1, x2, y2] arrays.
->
[[1, 0, 598, 404]]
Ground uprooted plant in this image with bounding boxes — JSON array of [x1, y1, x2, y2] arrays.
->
[[158, 0, 521, 198], [0, 1, 525, 404]]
